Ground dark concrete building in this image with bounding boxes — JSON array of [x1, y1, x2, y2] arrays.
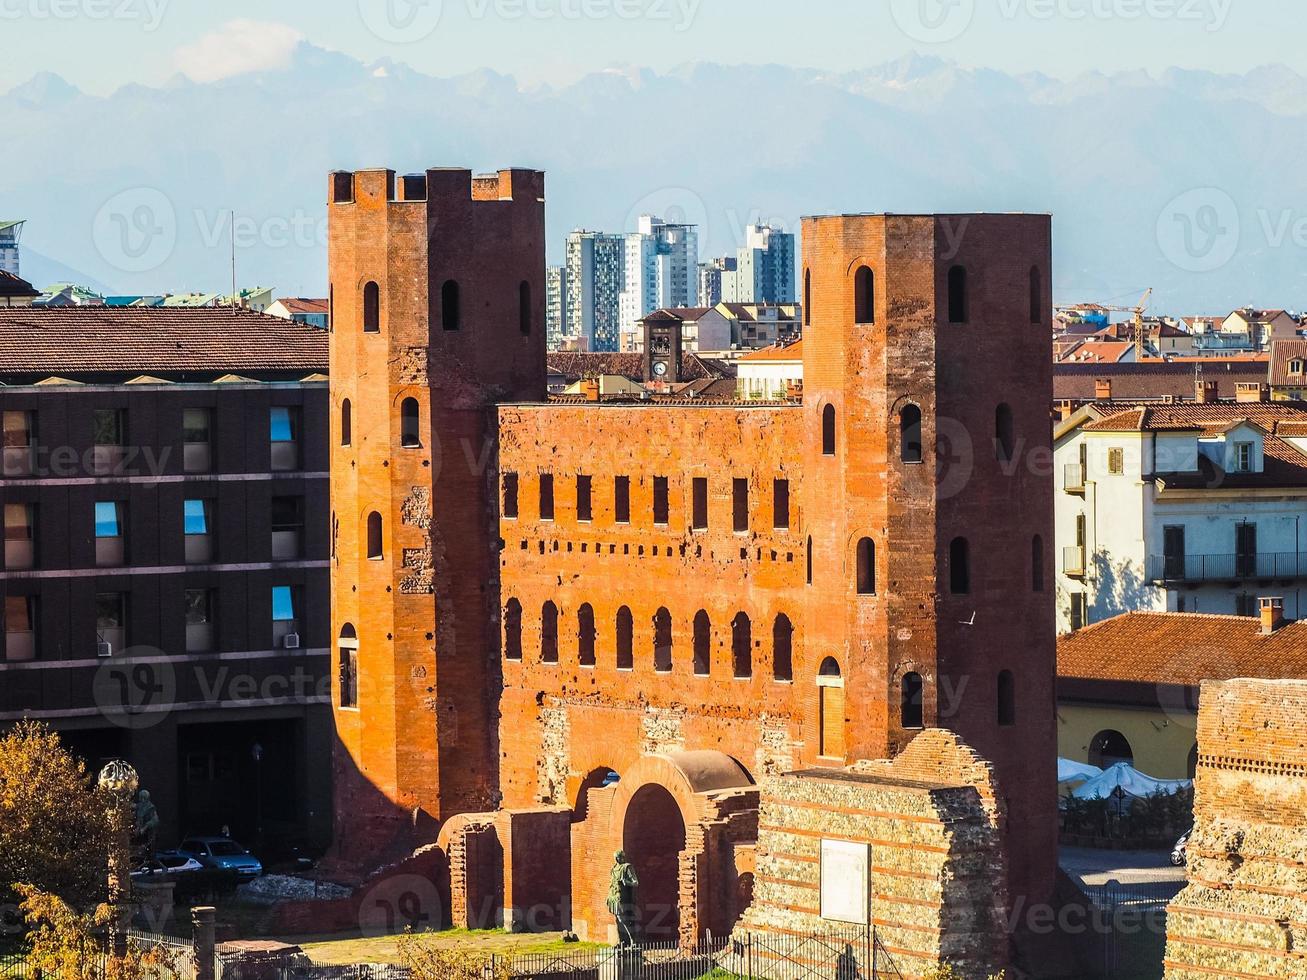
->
[[0, 307, 332, 856]]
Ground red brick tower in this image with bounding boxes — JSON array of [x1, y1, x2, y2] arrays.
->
[[800, 214, 1057, 902], [327, 168, 546, 863]]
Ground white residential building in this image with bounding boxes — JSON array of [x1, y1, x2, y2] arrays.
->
[[722, 224, 796, 305], [618, 215, 698, 349], [1054, 400, 1307, 634]]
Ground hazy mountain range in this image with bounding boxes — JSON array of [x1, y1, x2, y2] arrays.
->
[[6, 49, 1307, 314]]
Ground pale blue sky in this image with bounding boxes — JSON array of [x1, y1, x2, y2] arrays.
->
[[2, 0, 1301, 95]]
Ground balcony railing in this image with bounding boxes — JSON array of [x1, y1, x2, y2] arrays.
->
[[1148, 552, 1307, 584], [1064, 463, 1086, 493], [1063, 545, 1086, 577]]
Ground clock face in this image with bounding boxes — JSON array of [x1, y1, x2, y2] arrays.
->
[[653, 361, 668, 377]]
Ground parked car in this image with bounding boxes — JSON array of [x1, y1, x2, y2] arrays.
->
[[1171, 829, 1191, 867], [178, 836, 263, 879], [132, 851, 204, 880]]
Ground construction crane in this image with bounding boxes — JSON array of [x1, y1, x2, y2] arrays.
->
[[1057, 288, 1154, 359]]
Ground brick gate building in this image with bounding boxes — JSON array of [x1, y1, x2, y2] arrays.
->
[[327, 167, 1057, 949]]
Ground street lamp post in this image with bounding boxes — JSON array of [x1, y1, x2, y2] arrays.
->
[[97, 760, 139, 959], [250, 743, 263, 850]]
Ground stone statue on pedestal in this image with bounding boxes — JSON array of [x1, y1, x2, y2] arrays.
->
[[132, 789, 160, 864], [606, 850, 640, 948]]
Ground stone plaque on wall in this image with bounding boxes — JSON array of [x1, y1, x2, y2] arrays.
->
[[819, 839, 870, 925]]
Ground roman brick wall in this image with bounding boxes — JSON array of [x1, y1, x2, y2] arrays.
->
[[328, 168, 546, 865], [496, 402, 809, 809], [737, 731, 1009, 979], [1165, 679, 1307, 979]]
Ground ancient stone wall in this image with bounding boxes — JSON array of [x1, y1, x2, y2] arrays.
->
[[738, 731, 1009, 979], [1165, 678, 1307, 979]]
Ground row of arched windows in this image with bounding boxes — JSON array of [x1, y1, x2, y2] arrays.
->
[[503, 600, 796, 681], [358, 279, 534, 335], [339, 398, 422, 449], [898, 669, 1016, 730], [801, 263, 1044, 327], [824, 401, 1018, 465]]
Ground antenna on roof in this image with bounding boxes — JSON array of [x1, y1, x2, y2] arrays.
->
[[230, 209, 237, 316]]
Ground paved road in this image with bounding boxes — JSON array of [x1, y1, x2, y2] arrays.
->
[[1059, 845, 1187, 889]]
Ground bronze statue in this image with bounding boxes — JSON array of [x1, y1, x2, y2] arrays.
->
[[131, 789, 159, 863], [606, 850, 640, 947]]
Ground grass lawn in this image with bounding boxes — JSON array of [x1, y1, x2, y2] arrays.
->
[[294, 929, 603, 965]]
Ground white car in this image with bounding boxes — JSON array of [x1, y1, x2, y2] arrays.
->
[[132, 851, 205, 879]]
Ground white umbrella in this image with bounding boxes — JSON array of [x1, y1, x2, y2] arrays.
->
[[1058, 758, 1104, 785], [1070, 762, 1192, 801]]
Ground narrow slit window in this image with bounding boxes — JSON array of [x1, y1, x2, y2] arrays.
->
[[947, 266, 968, 323], [502, 473, 519, 519], [692, 477, 708, 530], [504, 599, 522, 661], [363, 281, 380, 332], [693, 611, 711, 676], [733, 479, 749, 534], [441, 279, 461, 331], [822, 405, 836, 456], [856, 538, 876, 595], [539, 474, 555, 521], [577, 475, 593, 522], [540, 601, 558, 664], [653, 607, 672, 672], [900, 405, 923, 463], [773, 479, 790, 530], [902, 672, 925, 729], [366, 512, 383, 560], [401, 398, 421, 448], [732, 612, 752, 679], [616, 606, 633, 670], [614, 476, 631, 524], [772, 614, 793, 682], [854, 266, 875, 323], [653, 477, 669, 526], [577, 603, 596, 667]]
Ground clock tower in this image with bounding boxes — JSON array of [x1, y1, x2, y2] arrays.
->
[[641, 309, 683, 384]]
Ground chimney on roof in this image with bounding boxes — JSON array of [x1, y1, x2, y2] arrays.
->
[[582, 377, 601, 403], [1260, 597, 1287, 635], [1236, 382, 1270, 404], [1195, 379, 1219, 404], [1094, 378, 1112, 400]]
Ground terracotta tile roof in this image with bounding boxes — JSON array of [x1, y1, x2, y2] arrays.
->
[[739, 340, 803, 362], [1058, 612, 1307, 688], [0, 307, 327, 381], [277, 298, 328, 315], [1056, 341, 1134, 364], [1054, 362, 1269, 401], [0, 269, 38, 299], [1268, 339, 1307, 387], [1083, 403, 1307, 433]]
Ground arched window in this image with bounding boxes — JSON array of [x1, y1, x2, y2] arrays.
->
[[577, 603, 596, 667], [1029, 266, 1042, 324], [441, 279, 461, 332], [616, 606, 633, 670], [339, 624, 359, 708], [856, 538, 876, 595], [653, 607, 673, 673], [947, 265, 968, 324], [854, 266, 875, 323], [803, 269, 811, 326], [997, 670, 1016, 727], [401, 398, 421, 448], [772, 614, 793, 682], [519, 281, 532, 336], [1032, 534, 1045, 592], [732, 612, 752, 679], [822, 404, 836, 456], [504, 599, 522, 661], [995, 403, 1015, 462], [693, 611, 711, 676], [949, 537, 970, 595], [341, 399, 352, 447], [1088, 730, 1134, 769], [363, 281, 380, 332], [806, 536, 813, 586], [366, 512, 383, 560], [900, 405, 923, 463], [818, 658, 844, 758], [901, 672, 924, 730], [541, 601, 559, 664]]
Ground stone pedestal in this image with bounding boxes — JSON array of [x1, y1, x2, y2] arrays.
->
[[598, 947, 644, 980]]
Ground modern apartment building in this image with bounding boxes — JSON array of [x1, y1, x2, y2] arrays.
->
[[564, 230, 625, 352], [722, 223, 796, 305], [545, 265, 567, 350], [618, 215, 698, 347], [0, 221, 25, 277], [0, 306, 332, 855], [697, 256, 736, 307]]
